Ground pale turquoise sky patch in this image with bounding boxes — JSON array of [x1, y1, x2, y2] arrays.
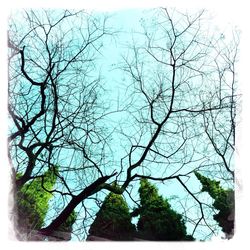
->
[[8, 6, 237, 241]]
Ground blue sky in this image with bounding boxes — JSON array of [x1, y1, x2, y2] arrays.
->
[[69, 7, 233, 240], [8, 6, 236, 241], [22, 7, 216, 240], [2, 0, 250, 247]]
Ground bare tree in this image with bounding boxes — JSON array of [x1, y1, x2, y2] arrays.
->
[[116, 8, 239, 239], [201, 31, 239, 181], [8, 8, 239, 241], [8, 9, 117, 240]]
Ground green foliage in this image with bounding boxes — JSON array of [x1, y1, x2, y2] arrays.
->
[[16, 172, 23, 180], [88, 192, 136, 240], [195, 172, 234, 236], [16, 166, 58, 230], [137, 178, 193, 241]]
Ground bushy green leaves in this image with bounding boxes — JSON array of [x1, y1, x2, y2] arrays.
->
[[195, 172, 234, 237], [88, 192, 136, 240], [16, 166, 58, 229], [88, 179, 194, 241], [16, 166, 77, 240], [137, 178, 192, 241]]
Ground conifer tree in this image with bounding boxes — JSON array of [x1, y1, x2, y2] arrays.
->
[[16, 166, 59, 232], [88, 192, 136, 240], [195, 172, 234, 238], [137, 178, 193, 241], [16, 166, 77, 240]]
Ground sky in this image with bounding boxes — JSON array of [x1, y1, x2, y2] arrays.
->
[[1, 0, 250, 249]]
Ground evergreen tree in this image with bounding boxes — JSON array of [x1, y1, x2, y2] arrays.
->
[[137, 178, 193, 241], [16, 166, 77, 240], [195, 172, 234, 238], [88, 192, 136, 240], [16, 166, 58, 232]]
